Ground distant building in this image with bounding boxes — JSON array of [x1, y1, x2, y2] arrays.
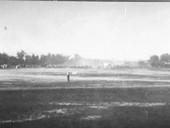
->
[[15, 64, 21, 69], [103, 63, 110, 68], [0, 64, 8, 69], [112, 61, 125, 67], [163, 62, 170, 68]]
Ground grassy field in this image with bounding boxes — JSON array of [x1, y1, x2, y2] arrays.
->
[[1, 68, 170, 128]]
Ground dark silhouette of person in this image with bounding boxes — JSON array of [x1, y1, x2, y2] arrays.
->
[[67, 72, 71, 82]]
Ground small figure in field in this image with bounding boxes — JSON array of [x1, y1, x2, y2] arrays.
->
[[67, 72, 71, 82]]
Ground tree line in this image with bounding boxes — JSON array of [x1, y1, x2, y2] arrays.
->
[[0, 50, 69, 67], [149, 53, 170, 68], [2, 50, 170, 68]]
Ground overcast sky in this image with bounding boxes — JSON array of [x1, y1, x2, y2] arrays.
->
[[0, 2, 170, 61]]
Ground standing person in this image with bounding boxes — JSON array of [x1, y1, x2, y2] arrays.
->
[[67, 72, 71, 82]]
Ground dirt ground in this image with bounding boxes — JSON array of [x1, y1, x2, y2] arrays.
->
[[1, 68, 170, 128]]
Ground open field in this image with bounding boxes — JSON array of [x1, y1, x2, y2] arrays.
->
[[1, 68, 170, 128]]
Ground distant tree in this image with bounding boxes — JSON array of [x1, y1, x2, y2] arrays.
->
[[160, 53, 170, 62], [32, 54, 39, 65], [149, 55, 160, 67], [25, 55, 32, 65], [159, 53, 170, 67], [74, 54, 82, 60], [0, 53, 9, 65], [39, 53, 69, 65], [16, 50, 26, 64], [40, 55, 47, 66], [55, 54, 69, 64], [8, 56, 18, 65], [46, 53, 52, 65], [0, 50, 72, 67]]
